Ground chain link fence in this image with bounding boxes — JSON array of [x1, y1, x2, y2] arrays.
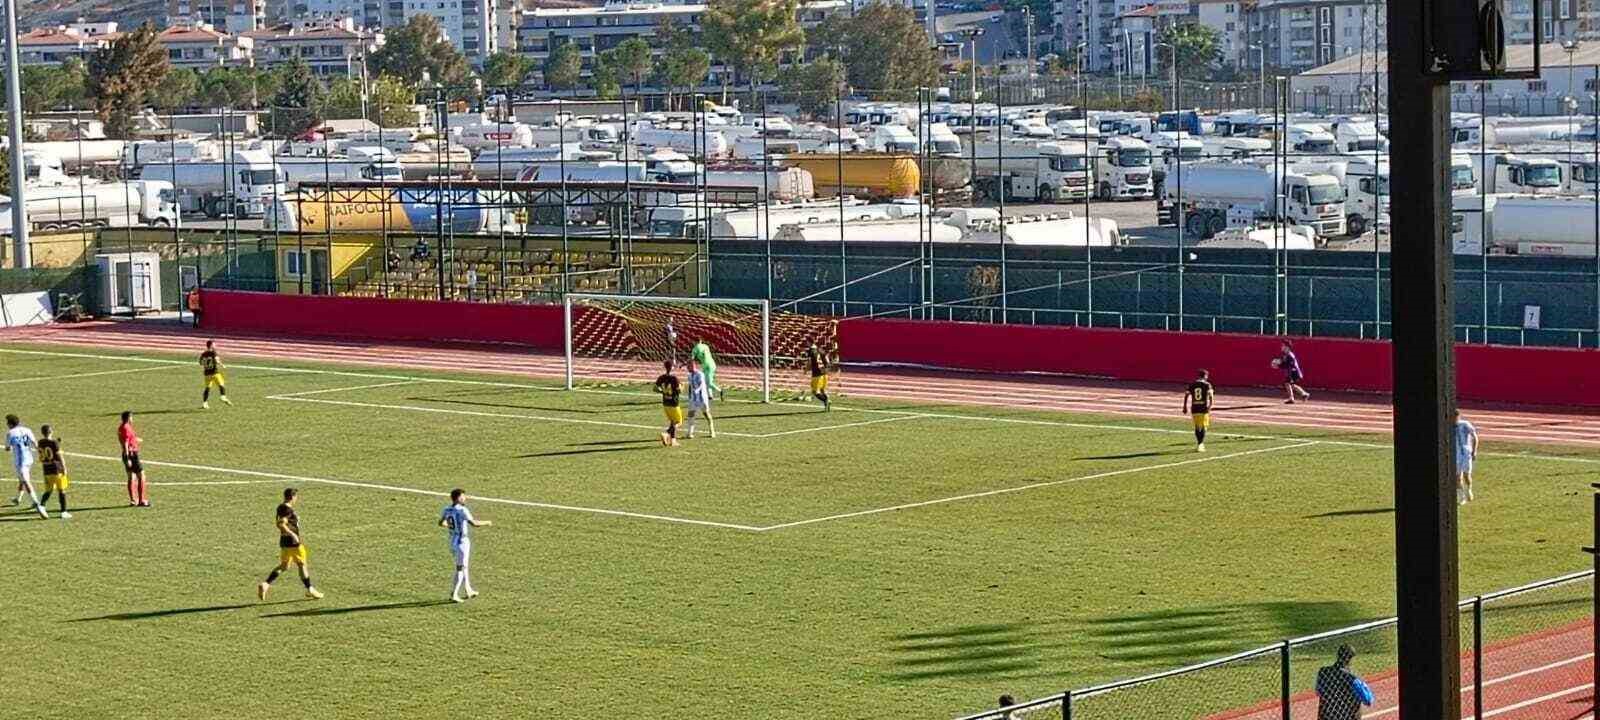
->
[[955, 570, 1593, 720]]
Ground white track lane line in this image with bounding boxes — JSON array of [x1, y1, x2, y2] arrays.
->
[[753, 441, 1320, 531], [1362, 651, 1596, 718], [62, 452, 764, 531]]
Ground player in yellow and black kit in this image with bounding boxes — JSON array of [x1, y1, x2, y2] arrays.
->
[[1183, 369, 1216, 453], [257, 487, 323, 601], [199, 340, 232, 410], [806, 344, 833, 411], [36, 425, 69, 519], [654, 360, 683, 447]]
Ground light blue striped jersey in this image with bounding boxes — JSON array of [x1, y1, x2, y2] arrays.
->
[[441, 504, 475, 545]]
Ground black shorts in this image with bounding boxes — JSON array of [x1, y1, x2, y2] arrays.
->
[[1285, 371, 1303, 384], [123, 452, 143, 473]]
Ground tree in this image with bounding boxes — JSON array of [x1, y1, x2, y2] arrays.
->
[[1157, 22, 1221, 81], [369, 14, 471, 87], [480, 51, 529, 90], [778, 54, 844, 117], [702, 0, 805, 88], [833, 2, 938, 97], [323, 75, 419, 127], [201, 67, 256, 109], [147, 67, 201, 112], [590, 51, 622, 99], [542, 42, 582, 91], [611, 37, 653, 94], [0, 149, 10, 196], [85, 23, 170, 139], [664, 47, 711, 109], [270, 57, 325, 136]]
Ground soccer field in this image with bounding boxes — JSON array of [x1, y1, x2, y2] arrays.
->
[[0, 340, 1593, 719]]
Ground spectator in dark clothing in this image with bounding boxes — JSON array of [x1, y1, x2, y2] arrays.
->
[[386, 248, 401, 271], [997, 694, 1018, 720], [411, 239, 431, 262], [1316, 644, 1374, 720]]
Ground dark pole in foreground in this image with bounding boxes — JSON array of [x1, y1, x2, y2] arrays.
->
[[1386, 0, 1460, 718]]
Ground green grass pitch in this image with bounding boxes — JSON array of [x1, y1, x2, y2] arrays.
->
[[0, 342, 1593, 719]]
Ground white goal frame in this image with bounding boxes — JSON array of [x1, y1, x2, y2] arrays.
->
[[563, 293, 772, 403]]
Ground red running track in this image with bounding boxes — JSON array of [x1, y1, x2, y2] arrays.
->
[[1210, 620, 1594, 720], [7, 321, 1600, 448]]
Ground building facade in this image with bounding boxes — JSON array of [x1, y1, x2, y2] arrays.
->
[[242, 17, 384, 75], [158, 24, 256, 69], [15, 23, 119, 66], [167, 0, 268, 33], [382, 0, 499, 64]]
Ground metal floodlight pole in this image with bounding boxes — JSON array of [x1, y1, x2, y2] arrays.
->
[[5, 0, 30, 269]]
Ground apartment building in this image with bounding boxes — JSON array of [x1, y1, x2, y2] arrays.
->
[[242, 17, 384, 75], [517, 0, 847, 86], [167, 0, 268, 33], [15, 23, 119, 66], [381, 0, 499, 64], [1506, 0, 1600, 44], [158, 23, 256, 69]]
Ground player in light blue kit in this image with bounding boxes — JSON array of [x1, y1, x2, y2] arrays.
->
[[1455, 412, 1480, 504], [6, 414, 48, 519], [439, 488, 492, 603], [685, 360, 715, 439]]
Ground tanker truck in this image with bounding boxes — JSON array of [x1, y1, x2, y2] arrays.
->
[[268, 186, 525, 234], [134, 151, 289, 218], [782, 154, 922, 200], [1161, 161, 1347, 241], [1451, 194, 1600, 256], [968, 139, 1092, 202], [0, 180, 178, 233]]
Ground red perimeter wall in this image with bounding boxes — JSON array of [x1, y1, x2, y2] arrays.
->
[[200, 291, 1600, 407]]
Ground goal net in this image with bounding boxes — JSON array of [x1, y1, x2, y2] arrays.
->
[[563, 293, 839, 403]]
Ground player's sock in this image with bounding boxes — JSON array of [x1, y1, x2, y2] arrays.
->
[[126, 478, 136, 504], [203, 388, 210, 403], [39, 490, 51, 506], [452, 570, 467, 599], [819, 392, 830, 409], [138, 477, 149, 505], [56, 491, 67, 514], [221, 390, 231, 405], [1196, 428, 1207, 445], [265, 569, 281, 584], [300, 573, 313, 589]]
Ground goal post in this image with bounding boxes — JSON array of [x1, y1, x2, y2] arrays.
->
[[564, 293, 787, 403]]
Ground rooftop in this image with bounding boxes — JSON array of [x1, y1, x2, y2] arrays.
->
[[1301, 42, 1598, 76]]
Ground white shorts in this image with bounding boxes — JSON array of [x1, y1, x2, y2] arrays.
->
[[1457, 455, 1474, 476], [451, 539, 471, 566], [14, 461, 33, 481], [688, 400, 709, 413]]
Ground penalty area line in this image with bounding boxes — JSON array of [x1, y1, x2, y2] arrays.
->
[[753, 441, 1321, 531], [0, 365, 182, 384], [61, 452, 765, 532]]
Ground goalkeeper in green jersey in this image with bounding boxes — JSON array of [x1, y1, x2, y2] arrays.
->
[[690, 339, 724, 401]]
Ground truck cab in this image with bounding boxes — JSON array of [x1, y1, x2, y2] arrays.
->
[[647, 206, 706, 239], [1094, 136, 1153, 200], [1156, 110, 1204, 136], [233, 164, 291, 217], [1451, 153, 1478, 195], [870, 124, 921, 153], [1283, 173, 1348, 238], [1484, 153, 1563, 194], [926, 124, 963, 155], [1287, 124, 1337, 154], [134, 180, 180, 227]]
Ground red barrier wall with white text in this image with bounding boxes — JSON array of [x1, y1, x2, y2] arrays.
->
[[199, 291, 1600, 406]]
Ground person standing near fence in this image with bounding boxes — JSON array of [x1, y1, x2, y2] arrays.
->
[[1315, 644, 1374, 720]]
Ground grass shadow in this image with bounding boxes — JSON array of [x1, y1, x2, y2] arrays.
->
[[884, 622, 1046, 682], [1077, 451, 1176, 461], [1304, 507, 1394, 519], [260, 600, 454, 618], [568, 439, 659, 447], [517, 446, 656, 459], [1080, 601, 1376, 665], [68, 601, 281, 622]]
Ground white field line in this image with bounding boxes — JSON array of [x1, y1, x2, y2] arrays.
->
[[752, 441, 1321, 531], [269, 394, 763, 438], [270, 380, 423, 397], [0, 365, 180, 384], [13, 346, 1600, 466], [70, 479, 280, 486], [62, 452, 764, 531], [1363, 651, 1596, 719], [744, 413, 925, 437]]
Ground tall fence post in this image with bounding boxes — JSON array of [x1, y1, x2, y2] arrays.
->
[[1473, 595, 1483, 720], [1279, 640, 1291, 720], [1062, 689, 1072, 720]]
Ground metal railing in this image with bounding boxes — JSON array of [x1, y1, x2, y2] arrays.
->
[[954, 569, 1594, 720]]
